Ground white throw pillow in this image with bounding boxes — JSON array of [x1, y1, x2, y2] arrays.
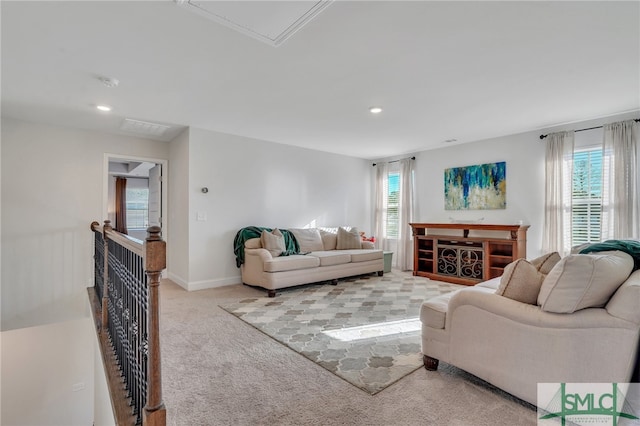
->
[[260, 228, 285, 257], [289, 228, 324, 252], [336, 227, 362, 250], [537, 251, 634, 313]]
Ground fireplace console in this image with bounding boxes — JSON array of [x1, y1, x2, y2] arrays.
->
[[409, 223, 529, 285]]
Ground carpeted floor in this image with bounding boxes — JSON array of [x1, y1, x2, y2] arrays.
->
[[219, 274, 463, 394], [160, 271, 537, 426]]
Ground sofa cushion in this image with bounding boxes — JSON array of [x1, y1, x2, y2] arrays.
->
[[420, 291, 458, 329], [342, 249, 383, 263], [496, 259, 545, 305], [260, 228, 285, 257], [530, 252, 561, 275], [476, 277, 501, 290], [308, 251, 351, 266], [537, 250, 634, 313], [289, 228, 324, 252], [420, 286, 495, 329], [319, 229, 338, 251], [336, 227, 362, 250], [263, 255, 320, 272], [570, 243, 593, 254]]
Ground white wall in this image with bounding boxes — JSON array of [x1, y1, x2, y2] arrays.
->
[[180, 127, 372, 290], [401, 111, 639, 258], [1, 117, 169, 331], [92, 320, 116, 426], [167, 128, 190, 286], [1, 318, 97, 426], [413, 131, 544, 256]]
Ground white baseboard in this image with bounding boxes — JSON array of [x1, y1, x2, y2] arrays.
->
[[166, 272, 189, 290], [166, 272, 242, 292], [187, 276, 242, 291]]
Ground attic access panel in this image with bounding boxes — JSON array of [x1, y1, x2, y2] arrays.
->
[[176, 0, 332, 46]]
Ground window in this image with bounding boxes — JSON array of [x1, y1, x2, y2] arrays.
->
[[126, 188, 149, 230], [386, 172, 399, 238], [571, 147, 602, 246]]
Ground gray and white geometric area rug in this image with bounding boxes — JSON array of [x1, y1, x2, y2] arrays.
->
[[219, 272, 462, 394]]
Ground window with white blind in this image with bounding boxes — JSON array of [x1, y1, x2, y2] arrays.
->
[[126, 187, 149, 230], [571, 147, 602, 246], [386, 172, 400, 238]]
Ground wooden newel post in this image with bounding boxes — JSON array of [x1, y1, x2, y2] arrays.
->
[[102, 220, 113, 331], [143, 226, 166, 426]]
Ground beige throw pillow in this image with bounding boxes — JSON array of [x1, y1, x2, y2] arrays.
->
[[530, 252, 561, 275], [537, 251, 634, 313], [336, 227, 362, 250], [319, 229, 338, 251], [496, 259, 545, 305], [260, 228, 286, 257], [289, 228, 324, 252]]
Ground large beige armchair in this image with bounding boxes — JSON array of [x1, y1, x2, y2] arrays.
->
[[420, 250, 640, 407]]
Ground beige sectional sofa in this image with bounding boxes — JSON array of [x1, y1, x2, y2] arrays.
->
[[240, 227, 384, 297], [420, 248, 640, 407]]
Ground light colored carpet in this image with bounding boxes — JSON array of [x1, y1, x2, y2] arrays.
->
[[219, 274, 464, 394], [160, 271, 537, 426]]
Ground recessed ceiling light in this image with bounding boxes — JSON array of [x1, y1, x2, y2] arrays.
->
[[369, 107, 383, 114], [96, 105, 112, 112]]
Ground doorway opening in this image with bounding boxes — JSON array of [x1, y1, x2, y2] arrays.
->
[[103, 154, 168, 243]]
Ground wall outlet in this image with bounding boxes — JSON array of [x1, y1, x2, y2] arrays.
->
[[71, 382, 85, 392], [196, 211, 207, 221]]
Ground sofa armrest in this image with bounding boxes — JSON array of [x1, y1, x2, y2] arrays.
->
[[245, 237, 262, 249], [362, 241, 375, 249], [241, 248, 273, 286], [446, 289, 636, 330], [245, 247, 273, 263]]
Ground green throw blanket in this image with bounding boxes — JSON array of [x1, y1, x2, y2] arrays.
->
[[233, 226, 300, 267], [579, 239, 640, 271]]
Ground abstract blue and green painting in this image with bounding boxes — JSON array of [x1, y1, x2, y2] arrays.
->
[[444, 162, 506, 210]]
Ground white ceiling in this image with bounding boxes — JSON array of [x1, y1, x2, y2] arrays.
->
[[176, 1, 333, 46], [2, 1, 639, 160]]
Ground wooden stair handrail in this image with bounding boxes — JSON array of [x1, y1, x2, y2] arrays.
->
[[90, 220, 166, 426], [91, 220, 145, 256]]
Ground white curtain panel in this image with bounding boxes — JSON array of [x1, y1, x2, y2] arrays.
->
[[374, 161, 389, 250], [542, 131, 574, 255], [601, 120, 639, 240], [396, 158, 416, 271]]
